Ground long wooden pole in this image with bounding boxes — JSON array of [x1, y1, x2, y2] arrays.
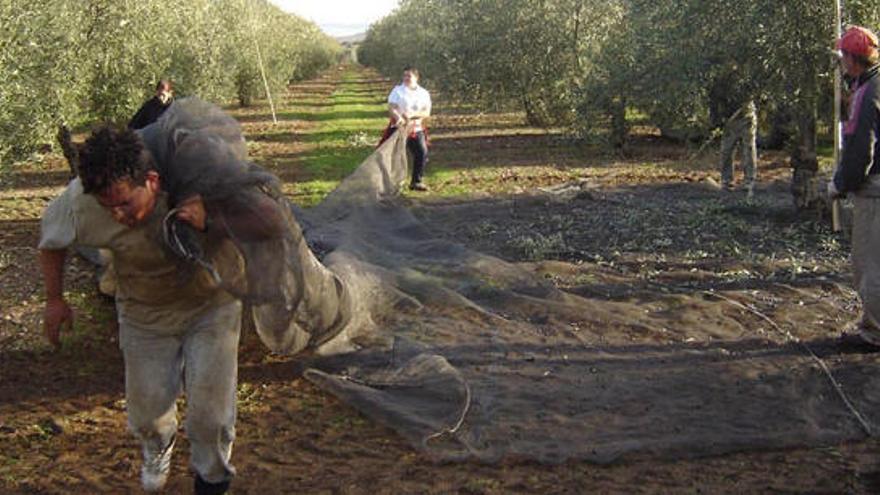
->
[[243, 0, 277, 124], [832, 0, 843, 231], [253, 35, 278, 125]]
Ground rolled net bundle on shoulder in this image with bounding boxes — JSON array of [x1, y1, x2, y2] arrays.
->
[[142, 97, 352, 354]]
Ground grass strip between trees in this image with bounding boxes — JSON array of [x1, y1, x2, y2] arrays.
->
[[291, 67, 389, 206]]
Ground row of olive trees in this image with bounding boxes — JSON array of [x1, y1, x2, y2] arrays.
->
[[359, 0, 623, 127], [359, 0, 880, 207], [594, 0, 879, 207], [0, 0, 340, 167]]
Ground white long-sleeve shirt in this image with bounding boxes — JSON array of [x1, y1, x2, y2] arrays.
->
[[388, 84, 432, 132]]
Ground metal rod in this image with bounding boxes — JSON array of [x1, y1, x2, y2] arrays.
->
[[242, 0, 278, 124], [832, 0, 843, 231], [253, 35, 278, 125]]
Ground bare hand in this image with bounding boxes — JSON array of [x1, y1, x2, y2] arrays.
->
[[176, 194, 207, 231], [43, 298, 73, 349], [827, 180, 843, 200]]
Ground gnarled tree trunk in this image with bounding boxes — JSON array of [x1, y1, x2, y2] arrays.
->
[[790, 61, 821, 210], [609, 96, 628, 149], [56, 125, 79, 179], [790, 102, 820, 209]]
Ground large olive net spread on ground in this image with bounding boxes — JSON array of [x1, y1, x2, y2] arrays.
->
[[157, 99, 880, 464]]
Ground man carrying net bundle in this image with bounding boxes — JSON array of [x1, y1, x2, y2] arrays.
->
[[828, 26, 880, 348], [38, 98, 353, 494]]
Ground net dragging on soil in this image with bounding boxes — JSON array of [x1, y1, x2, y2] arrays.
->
[[153, 99, 880, 464], [291, 120, 880, 464]]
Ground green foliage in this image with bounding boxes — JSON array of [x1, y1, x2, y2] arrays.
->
[[359, 0, 622, 126], [292, 68, 388, 205], [360, 0, 880, 149], [0, 0, 341, 168]]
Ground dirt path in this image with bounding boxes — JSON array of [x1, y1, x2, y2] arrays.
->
[[2, 65, 880, 494]]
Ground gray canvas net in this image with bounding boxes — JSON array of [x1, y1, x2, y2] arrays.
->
[[138, 98, 353, 355], [143, 99, 880, 464]]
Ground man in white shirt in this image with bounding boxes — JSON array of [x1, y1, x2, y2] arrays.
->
[[388, 66, 432, 191]]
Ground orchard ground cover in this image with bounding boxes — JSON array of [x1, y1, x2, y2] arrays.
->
[[1, 65, 878, 493]]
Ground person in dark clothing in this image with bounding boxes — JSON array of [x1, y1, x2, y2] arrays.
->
[[828, 26, 880, 346], [128, 80, 174, 130]]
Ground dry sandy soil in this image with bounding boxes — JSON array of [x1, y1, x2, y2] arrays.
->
[[1, 65, 879, 494]]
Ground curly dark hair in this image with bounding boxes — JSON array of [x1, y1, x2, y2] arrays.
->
[[78, 126, 155, 194]]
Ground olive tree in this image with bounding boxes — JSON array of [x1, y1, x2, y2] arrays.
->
[[0, 0, 341, 167]]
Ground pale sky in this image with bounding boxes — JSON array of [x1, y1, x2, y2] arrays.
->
[[270, 0, 399, 37]]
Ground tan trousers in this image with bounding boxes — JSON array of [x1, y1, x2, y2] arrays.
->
[[852, 183, 880, 336], [120, 299, 242, 484], [720, 102, 758, 188]]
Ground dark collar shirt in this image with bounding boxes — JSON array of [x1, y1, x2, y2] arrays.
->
[[128, 96, 172, 130]]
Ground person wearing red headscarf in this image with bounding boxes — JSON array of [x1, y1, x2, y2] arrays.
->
[[829, 26, 880, 346]]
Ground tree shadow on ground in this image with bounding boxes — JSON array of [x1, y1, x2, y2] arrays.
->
[[3, 328, 875, 408], [413, 180, 839, 264]]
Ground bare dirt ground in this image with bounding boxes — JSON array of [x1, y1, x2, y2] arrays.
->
[[1, 65, 879, 494]]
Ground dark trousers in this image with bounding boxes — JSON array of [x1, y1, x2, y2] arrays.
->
[[407, 131, 428, 185]]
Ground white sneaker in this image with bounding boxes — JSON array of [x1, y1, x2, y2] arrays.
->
[[141, 436, 175, 492]]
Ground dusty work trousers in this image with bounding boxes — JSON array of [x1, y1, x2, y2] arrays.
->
[[852, 186, 880, 335], [120, 299, 242, 484], [719, 110, 758, 188]]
